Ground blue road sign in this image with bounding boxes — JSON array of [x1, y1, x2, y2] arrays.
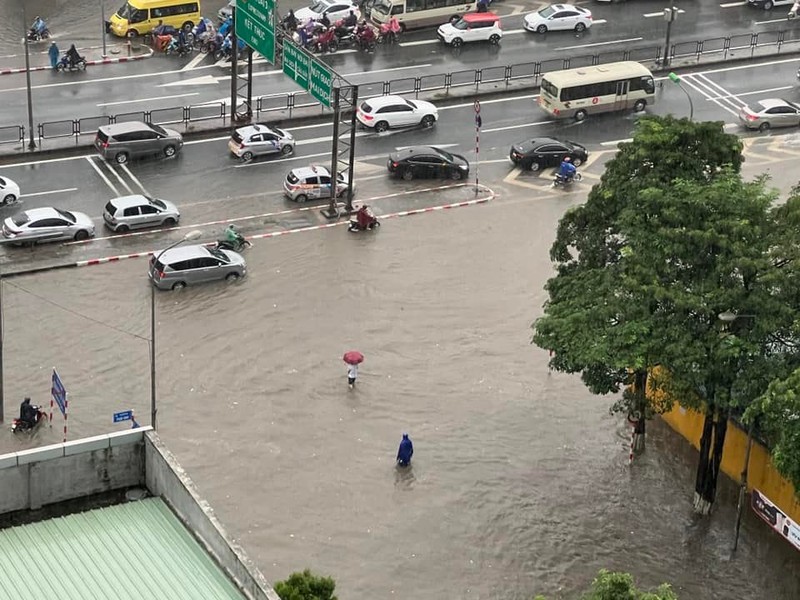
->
[[113, 410, 133, 423], [52, 369, 67, 416]]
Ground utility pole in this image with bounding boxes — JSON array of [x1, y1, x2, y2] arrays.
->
[[230, 1, 238, 133], [100, 0, 108, 58], [22, 2, 36, 150], [662, 6, 679, 68]]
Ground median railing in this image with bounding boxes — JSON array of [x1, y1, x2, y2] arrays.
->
[[6, 29, 800, 146]]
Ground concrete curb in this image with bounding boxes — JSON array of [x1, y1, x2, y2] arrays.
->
[[0, 188, 496, 279], [0, 46, 154, 76]]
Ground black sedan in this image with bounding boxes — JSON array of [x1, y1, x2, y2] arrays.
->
[[509, 137, 588, 171], [387, 146, 470, 181]]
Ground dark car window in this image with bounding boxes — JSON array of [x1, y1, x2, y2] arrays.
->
[[414, 156, 442, 164], [169, 260, 191, 271], [141, 130, 160, 140], [304, 176, 320, 185], [140, 205, 159, 215], [287, 172, 300, 184], [113, 132, 136, 142], [11, 213, 30, 227], [209, 248, 230, 262], [198, 257, 221, 268], [105, 202, 118, 215], [232, 131, 244, 144], [56, 209, 76, 223], [319, 175, 332, 185], [360, 101, 374, 113], [30, 218, 65, 228], [249, 134, 263, 142], [150, 124, 169, 137], [123, 207, 140, 217], [96, 130, 109, 143], [151, 198, 167, 210], [539, 145, 565, 153]]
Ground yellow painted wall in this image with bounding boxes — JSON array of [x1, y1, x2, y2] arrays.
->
[[660, 404, 800, 522]]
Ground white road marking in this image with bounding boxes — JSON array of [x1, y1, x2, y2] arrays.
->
[[121, 164, 150, 195], [482, 120, 554, 133], [644, 9, 685, 18], [97, 93, 198, 107], [703, 85, 794, 100], [720, 1, 747, 7], [159, 74, 221, 87], [601, 138, 633, 147], [181, 52, 208, 71], [395, 144, 459, 150], [85, 157, 119, 196], [681, 73, 743, 117], [756, 18, 792, 25], [21, 187, 78, 197], [102, 160, 134, 194], [440, 94, 538, 110], [556, 37, 642, 50]]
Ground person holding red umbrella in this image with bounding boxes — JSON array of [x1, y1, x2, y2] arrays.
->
[[343, 351, 364, 389]]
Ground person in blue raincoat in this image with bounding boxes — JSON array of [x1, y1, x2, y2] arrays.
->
[[219, 16, 232, 37], [48, 41, 59, 70], [396, 433, 413, 467]]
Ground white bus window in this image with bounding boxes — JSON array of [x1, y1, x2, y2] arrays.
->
[[407, 0, 424, 12]]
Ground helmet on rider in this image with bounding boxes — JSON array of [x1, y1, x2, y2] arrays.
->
[[563, 156, 571, 162]]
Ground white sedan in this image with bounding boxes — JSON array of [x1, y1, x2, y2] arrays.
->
[[295, 0, 360, 25], [524, 4, 593, 34], [0, 176, 20, 206], [2, 207, 95, 244], [356, 95, 438, 133]]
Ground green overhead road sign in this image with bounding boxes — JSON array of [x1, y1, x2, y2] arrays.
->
[[236, 0, 275, 63], [283, 39, 334, 108]]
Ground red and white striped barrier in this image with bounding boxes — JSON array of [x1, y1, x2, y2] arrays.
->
[[0, 47, 153, 76]]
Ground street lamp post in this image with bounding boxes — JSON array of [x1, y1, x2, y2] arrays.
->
[[21, 3, 36, 151], [100, 0, 108, 58], [150, 230, 202, 430], [661, 6, 679, 68], [668, 72, 693, 121]]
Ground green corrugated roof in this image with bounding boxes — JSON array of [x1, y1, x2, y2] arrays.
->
[[0, 497, 246, 600]]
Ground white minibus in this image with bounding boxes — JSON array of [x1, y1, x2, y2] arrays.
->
[[538, 61, 656, 122], [371, 0, 477, 30]]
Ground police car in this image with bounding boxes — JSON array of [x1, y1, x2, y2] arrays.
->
[[283, 165, 351, 203]]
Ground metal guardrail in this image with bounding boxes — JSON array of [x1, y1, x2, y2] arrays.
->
[[5, 30, 800, 145]]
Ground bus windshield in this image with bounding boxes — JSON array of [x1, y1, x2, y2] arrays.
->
[[116, 2, 132, 18], [373, 0, 393, 15], [540, 79, 557, 98]]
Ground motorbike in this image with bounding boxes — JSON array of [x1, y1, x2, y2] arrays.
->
[[333, 23, 358, 50], [215, 237, 252, 252], [11, 406, 47, 434], [56, 55, 87, 72], [214, 35, 245, 61], [552, 171, 582, 189], [314, 27, 338, 53], [348, 209, 380, 232], [165, 35, 193, 56], [27, 27, 51, 42]]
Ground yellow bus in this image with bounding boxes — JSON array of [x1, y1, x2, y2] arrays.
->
[[108, 0, 201, 38], [371, 0, 477, 31], [538, 61, 656, 122]]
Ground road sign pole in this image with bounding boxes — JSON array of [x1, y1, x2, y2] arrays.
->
[[474, 99, 481, 196], [345, 85, 358, 212], [324, 86, 342, 219], [230, 5, 239, 131]]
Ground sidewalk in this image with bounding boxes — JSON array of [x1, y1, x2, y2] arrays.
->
[[0, 43, 153, 76]]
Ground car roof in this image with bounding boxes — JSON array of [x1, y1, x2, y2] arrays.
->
[[462, 11, 500, 22], [98, 121, 152, 135], [236, 123, 279, 137], [757, 98, 791, 110], [20, 207, 62, 220], [364, 95, 409, 108], [108, 194, 151, 209], [291, 165, 331, 178], [157, 244, 212, 262], [391, 146, 442, 159]]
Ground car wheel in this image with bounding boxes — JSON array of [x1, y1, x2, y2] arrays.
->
[[528, 161, 541, 172], [536, 24, 547, 34], [633, 99, 647, 113], [281, 144, 294, 156], [764, 0, 774, 8], [421, 115, 436, 128], [759, 121, 771, 132], [163, 145, 177, 158], [242, 150, 254, 162], [74, 230, 90, 241], [402, 169, 414, 181], [163, 217, 177, 227], [2, 194, 16, 205], [295, 193, 308, 203], [450, 169, 463, 181], [226, 272, 240, 282], [489, 34, 500, 45], [572, 157, 584, 167], [575, 23, 586, 33], [182, 21, 194, 33], [574, 109, 588, 122], [115, 152, 129, 164], [78, 60, 86, 71], [375, 121, 389, 133], [116, 224, 130, 233], [452, 37, 463, 47], [172, 281, 186, 290], [56, 62, 65, 72], [127, 29, 139, 39]]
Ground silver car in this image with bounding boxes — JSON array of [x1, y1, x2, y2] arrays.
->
[[103, 194, 180, 232], [283, 165, 350, 203], [95, 121, 184, 164], [229, 124, 294, 162], [738, 98, 800, 131], [149, 244, 246, 290], [2, 207, 95, 244]]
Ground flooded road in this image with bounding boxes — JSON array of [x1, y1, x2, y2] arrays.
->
[[0, 191, 798, 599]]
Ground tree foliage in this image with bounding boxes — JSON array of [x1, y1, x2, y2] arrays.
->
[[533, 569, 678, 600], [274, 569, 337, 600]]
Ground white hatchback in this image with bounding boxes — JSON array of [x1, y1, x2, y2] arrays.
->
[[295, 0, 361, 24], [524, 4, 593, 34], [356, 95, 438, 133]]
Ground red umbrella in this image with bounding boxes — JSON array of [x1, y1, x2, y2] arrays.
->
[[343, 350, 364, 365]]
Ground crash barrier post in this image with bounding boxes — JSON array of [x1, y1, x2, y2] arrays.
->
[[19, 31, 800, 144]]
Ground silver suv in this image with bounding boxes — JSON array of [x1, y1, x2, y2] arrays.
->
[[103, 194, 180, 232], [95, 122, 183, 164], [149, 244, 246, 290]]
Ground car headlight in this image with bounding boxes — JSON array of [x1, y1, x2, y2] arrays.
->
[[459, 164, 469, 170]]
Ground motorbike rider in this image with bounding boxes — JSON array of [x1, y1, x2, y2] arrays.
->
[[19, 397, 39, 429], [283, 9, 299, 32], [66, 44, 84, 68], [387, 15, 401, 43], [344, 10, 358, 28], [355, 205, 375, 229], [557, 156, 577, 183], [30, 16, 47, 37], [396, 433, 413, 467], [224, 224, 245, 246], [357, 21, 375, 49]]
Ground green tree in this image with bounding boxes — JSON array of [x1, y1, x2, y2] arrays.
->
[[533, 569, 678, 599], [534, 116, 744, 450], [274, 569, 337, 600]]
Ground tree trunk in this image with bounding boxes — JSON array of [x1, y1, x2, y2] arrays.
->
[[693, 405, 729, 515], [633, 369, 648, 452]]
